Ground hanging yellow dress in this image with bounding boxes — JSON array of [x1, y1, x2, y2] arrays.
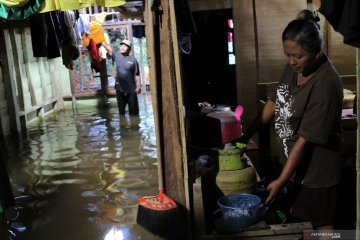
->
[[95, 0, 125, 7], [39, 0, 95, 12], [38, 0, 126, 14], [38, 0, 60, 13]]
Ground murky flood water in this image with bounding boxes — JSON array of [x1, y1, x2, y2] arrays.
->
[[1, 93, 162, 240]]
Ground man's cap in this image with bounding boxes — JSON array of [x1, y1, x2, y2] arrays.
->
[[120, 39, 131, 48]]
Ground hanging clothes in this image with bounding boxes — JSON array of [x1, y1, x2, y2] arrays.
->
[[82, 21, 105, 47], [0, 0, 30, 7], [58, 0, 92, 11], [61, 10, 80, 69], [39, 0, 125, 12], [88, 38, 102, 72], [77, 13, 90, 35], [0, 0, 42, 20], [319, 0, 360, 48], [96, 0, 125, 7], [39, 0, 91, 12], [30, 11, 63, 58], [38, 0, 60, 13], [93, 12, 108, 24]]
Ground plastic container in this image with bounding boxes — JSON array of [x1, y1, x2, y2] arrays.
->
[[207, 112, 242, 144], [216, 166, 257, 195], [218, 148, 244, 170], [220, 118, 241, 144], [218, 193, 261, 229]]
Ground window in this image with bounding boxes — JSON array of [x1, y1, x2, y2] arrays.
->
[[227, 19, 235, 65]]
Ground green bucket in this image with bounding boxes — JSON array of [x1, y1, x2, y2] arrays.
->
[[218, 148, 245, 170]]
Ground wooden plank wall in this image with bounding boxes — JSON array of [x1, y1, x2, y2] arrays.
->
[[157, 0, 187, 207], [0, 58, 11, 135], [0, 28, 69, 136]]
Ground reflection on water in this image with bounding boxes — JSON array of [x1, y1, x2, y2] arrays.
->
[[1, 94, 162, 240]]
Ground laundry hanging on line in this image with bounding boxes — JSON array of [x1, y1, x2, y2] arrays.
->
[[0, 0, 126, 19]]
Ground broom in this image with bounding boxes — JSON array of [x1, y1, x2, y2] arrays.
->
[[136, 1, 185, 238], [136, 98, 184, 238], [136, 163, 185, 239]]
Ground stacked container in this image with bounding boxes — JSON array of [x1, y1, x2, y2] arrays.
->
[[215, 146, 257, 195]]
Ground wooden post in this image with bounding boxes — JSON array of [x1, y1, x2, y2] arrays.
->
[[8, 29, 26, 111], [138, 36, 146, 94], [156, 0, 187, 207], [169, 0, 190, 211], [146, 0, 190, 235], [19, 28, 38, 107], [193, 177, 206, 237], [0, 29, 21, 132]]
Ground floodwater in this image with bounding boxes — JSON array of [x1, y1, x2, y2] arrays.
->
[[1, 93, 162, 240]]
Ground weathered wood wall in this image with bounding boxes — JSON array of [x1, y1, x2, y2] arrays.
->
[[0, 56, 12, 135], [0, 27, 71, 136]]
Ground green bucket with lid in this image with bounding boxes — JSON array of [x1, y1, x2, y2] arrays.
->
[[218, 147, 246, 170]]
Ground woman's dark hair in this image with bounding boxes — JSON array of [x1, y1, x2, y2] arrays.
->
[[282, 9, 323, 54]]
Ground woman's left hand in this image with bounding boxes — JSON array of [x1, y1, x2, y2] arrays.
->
[[265, 179, 284, 205]]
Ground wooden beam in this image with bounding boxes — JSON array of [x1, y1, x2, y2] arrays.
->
[[158, 0, 186, 204], [169, 0, 190, 211], [8, 29, 27, 111], [143, 0, 163, 198], [138, 37, 146, 93], [193, 177, 206, 236], [21, 30, 38, 106], [0, 29, 21, 132], [118, 11, 144, 21]]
